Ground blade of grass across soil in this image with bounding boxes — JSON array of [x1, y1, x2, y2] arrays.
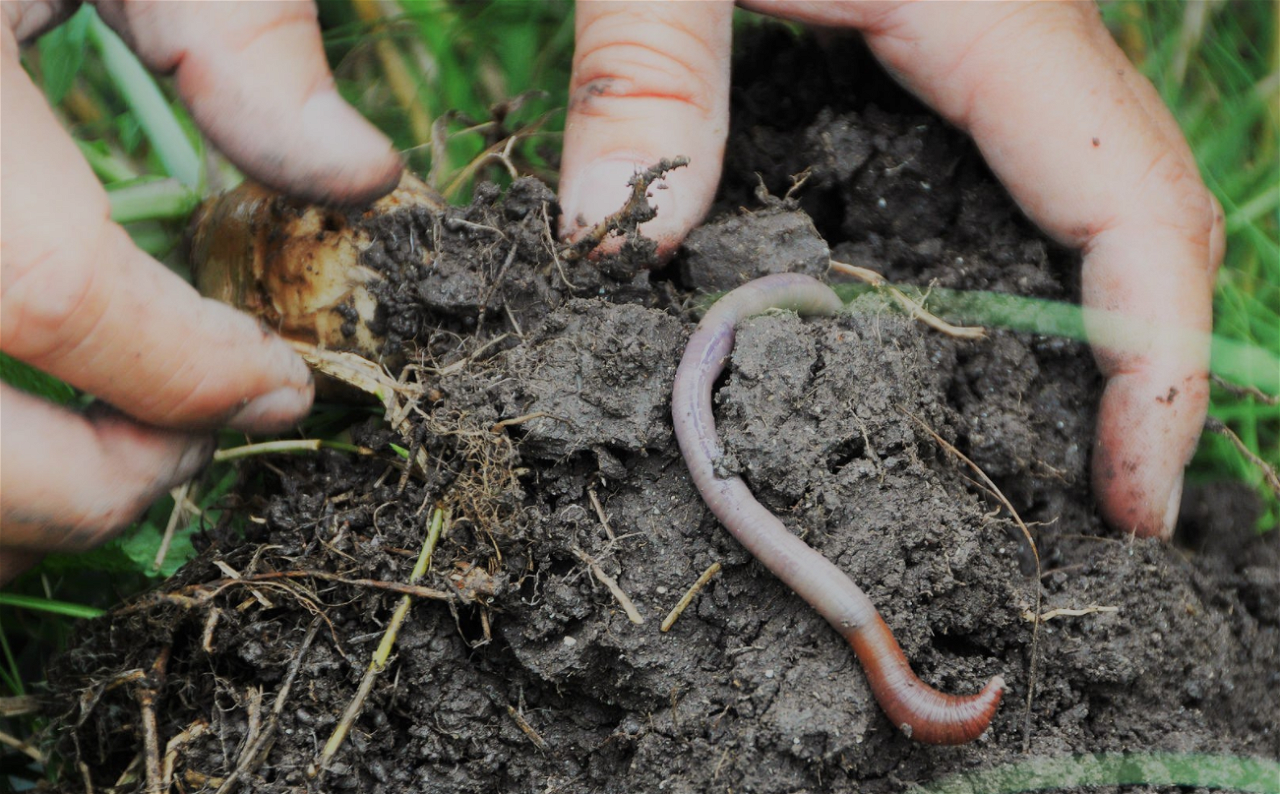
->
[[831, 283, 1280, 397], [910, 752, 1280, 794], [0, 594, 106, 621]]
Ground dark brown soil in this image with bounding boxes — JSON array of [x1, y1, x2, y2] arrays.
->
[[45, 28, 1277, 793]]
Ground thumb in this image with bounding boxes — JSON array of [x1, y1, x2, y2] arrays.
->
[[558, 0, 733, 260]]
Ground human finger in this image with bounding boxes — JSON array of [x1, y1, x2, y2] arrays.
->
[[559, 0, 734, 259], [92, 0, 402, 205], [0, 385, 215, 584], [849, 2, 1222, 538], [1, 29, 314, 433]]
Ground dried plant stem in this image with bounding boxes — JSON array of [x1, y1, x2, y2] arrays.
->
[[1022, 605, 1119, 623], [661, 562, 723, 632], [0, 727, 43, 764], [561, 157, 689, 261], [901, 408, 1043, 752], [573, 547, 644, 625], [1211, 374, 1280, 405], [1205, 417, 1280, 498], [829, 260, 985, 339], [309, 508, 445, 780], [218, 619, 321, 794], [153, 480, 192, 571], [137, 646, 172, 794]]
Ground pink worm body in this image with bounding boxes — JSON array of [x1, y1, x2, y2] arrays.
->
[[671, 272, 1004, 745]]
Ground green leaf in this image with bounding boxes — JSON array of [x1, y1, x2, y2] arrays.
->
[[115, 111, 144, 153], [38, 4, 92, 105], [40, 515, 177, 578], [75, 139, 140, 185], [123, 522, 197, 578]]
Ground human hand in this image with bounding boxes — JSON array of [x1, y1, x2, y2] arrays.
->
[[557, 1, 1223, 540], [0, 1, 403, 582]]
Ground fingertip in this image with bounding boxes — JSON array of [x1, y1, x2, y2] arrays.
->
[[199, 87, 404, 209], [141, 3, 405, 208], [560, 0, 732, 261], [226, 312, 315, 434], [1163, 472, 1185, 539], [1092, 371, 1206, 540]]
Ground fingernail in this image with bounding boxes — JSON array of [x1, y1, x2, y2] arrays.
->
[[1162, 472, 1185, 539], [266, 331, 314, 388], [173, 435, 217, 483], [560, 157, 679, 241], [228, 384, 314, 434]]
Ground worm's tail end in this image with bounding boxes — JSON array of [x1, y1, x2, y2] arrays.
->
[[849, 622, 1004, 745], [897, 673, 1004, 746], [880, 672, 1005, 746]]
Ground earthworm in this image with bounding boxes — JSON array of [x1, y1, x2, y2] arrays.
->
[[671, 272, 1004, 745]]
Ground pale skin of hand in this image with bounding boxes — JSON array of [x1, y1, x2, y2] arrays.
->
[[0, 0, 403, 583], [558, 0, 1224, 541]]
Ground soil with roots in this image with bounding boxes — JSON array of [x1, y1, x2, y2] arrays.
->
[[46, 28, 1277, 794]]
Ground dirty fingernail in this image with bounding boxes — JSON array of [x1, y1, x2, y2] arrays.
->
[[561, 157, 681, 242], [561, 157, 641, 240], [228, 384, 314, 433]]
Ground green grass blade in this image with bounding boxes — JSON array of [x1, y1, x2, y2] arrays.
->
[[831, 284, 1280, 396], [75, 139, 141, 184], [86, 9, 201, 188], [107, 177, 202, 224], [911, 752, 1280, 794], [0, 593, 105, 620], [0, 625, 23, 696]]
